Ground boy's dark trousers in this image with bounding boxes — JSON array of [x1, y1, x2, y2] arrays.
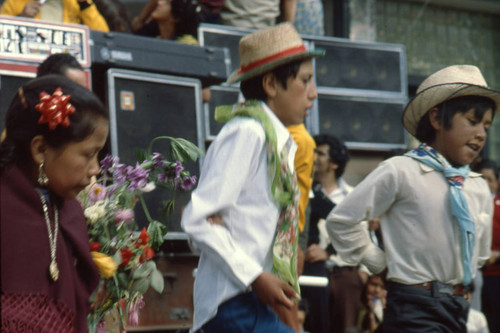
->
[[383, 281, 469, 333], [200, 291, 295, 333]]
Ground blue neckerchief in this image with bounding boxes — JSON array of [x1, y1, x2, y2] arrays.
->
[[405, 143, 475, 286]]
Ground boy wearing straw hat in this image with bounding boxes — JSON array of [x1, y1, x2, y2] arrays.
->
[[325, 64, 500, 332], [181, 23, 324, 333]]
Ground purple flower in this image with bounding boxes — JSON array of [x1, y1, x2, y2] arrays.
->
[[128, 295, 145, 326], [152, 153, 165, 169], [174, 161, 183, 179], [115, 209, 135, 225], [180, 176, 197, 191], [113, 163, 129, 185], [89, 183, 106, 204], [157, 173, 166, 183], [100, 155, 118, 174], [127, 164, 150, 191]]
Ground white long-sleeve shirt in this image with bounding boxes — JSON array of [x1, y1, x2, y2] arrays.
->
[[181, 102, 296, 332], [326, 156, 492, 285]]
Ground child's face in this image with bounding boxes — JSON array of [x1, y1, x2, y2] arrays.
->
[[434, 108, 493, 166], [271, 59, 317, 126], [366, 275, 385, 298], [43, 117, 109, 199], [480, 167, 499, 194]]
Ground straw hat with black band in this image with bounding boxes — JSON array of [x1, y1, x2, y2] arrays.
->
[[227, 22, 325, 84], [402, 65, 500, 136]]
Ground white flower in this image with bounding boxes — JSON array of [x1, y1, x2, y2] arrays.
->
[[84, 201, 107, 225], [140, 181, 156, 193]]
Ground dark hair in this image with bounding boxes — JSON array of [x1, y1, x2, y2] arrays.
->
[[94, 0, 131, 32], [240, 58, 307, 102], [0, 75, 109, 172], [415, 95, 496, 144], [172, 0, 202, 38], [474, 158, 499, 180], [37, 53, 84, 77], [314, 134, 349, 179]]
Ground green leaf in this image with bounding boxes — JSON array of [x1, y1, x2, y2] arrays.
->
[[132, 261, 155, 279], [160, 200, 175, 218], [131, 277, 150, 294], [147, 220, 167, 250], [113, 249, 122, 265], [117, 272, 129, 289], [150, 268, 164, 293], [135, 149, 148, 163], [170, 138, 203, 162]]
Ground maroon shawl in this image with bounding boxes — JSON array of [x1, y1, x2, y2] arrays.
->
[[1, 166, 99, 332]]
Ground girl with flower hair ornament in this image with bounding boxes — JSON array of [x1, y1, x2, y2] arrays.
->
[[0, 75, 109, 332]]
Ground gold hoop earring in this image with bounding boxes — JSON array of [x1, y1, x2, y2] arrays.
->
[[38, 162, 49, 186]]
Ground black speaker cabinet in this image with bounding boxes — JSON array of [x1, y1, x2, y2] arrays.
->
[[107, 68, 205, 231], [317, 93, 407, 150], [309, 36, 407, 98], [0, 63, 37, 131], [204, 85, 241, 139], [198, 23, 255, 78], [91, 30, 228, 88]]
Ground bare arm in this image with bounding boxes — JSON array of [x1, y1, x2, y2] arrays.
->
[[281, 0, 297, 23], [131, 0, 158, 32], [21, 1, 41, 17]]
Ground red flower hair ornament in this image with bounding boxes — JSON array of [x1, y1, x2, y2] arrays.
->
[[35, 87, 75, 130]]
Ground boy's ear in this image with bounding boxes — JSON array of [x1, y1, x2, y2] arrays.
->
[[30, 135, 47, 165], [428, 108, 442, 131], [262, 73, 278, 99]]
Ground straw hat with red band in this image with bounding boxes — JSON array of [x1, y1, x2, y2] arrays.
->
[[227, 22, 325, 84], [403, 65, 500, 136]]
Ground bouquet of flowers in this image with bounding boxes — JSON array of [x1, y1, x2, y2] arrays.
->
[[78, 136, 202, 332]]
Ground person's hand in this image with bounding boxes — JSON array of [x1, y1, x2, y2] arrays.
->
[[131, 16, 144, 32], [207, 214, 224, 226], [305, 244, 328, 262], [252, 272, 300, 331], [380, 289, 387, 309], [358, 270, 369, 284], [21, 1, 41, 17], [486, 250, 500, 266], [252, 272, 298, 309]]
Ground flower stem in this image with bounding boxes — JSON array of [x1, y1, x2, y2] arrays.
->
[[147, 136, 173, 156], [138, 194, 153, 224]]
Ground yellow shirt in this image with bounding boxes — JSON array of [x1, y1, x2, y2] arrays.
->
[[1, 0, 109, 32], [287, 123, 315, 232]]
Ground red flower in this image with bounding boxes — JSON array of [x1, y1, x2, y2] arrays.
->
[[120, 248, 134, 267], [140, 247, 155, 263], [136, 228, 150, 247], [35, 87, 75, 130], [90, 241, 101, 252]]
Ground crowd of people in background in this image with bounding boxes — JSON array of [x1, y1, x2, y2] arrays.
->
[[0, 0, 326, 40], [0, 2, 499, 333]]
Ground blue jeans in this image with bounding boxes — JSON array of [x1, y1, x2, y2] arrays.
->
[[200, 292, 295, 333], [383, 282, 469, 333]]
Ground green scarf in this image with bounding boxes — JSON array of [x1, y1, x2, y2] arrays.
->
[[215, 100, 300, 294]]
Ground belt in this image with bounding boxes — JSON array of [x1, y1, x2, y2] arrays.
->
[[411, 282, 468, 297], [327, 266, 357, 274]]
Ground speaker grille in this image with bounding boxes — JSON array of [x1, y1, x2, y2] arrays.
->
[[205, 86, 240, 137], [313, 41, 403, 93], [318, 94, 406, 148], [108, 70, 203, 231], [0, 74, 33, 131]]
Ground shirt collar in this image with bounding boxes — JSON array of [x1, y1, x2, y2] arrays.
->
[[261, 102, 293, 153], [418, 162, 482, 178]]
